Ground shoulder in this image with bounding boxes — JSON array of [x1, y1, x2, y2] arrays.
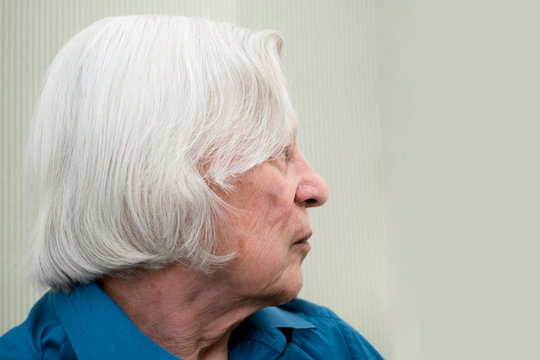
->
[[279, 298, 384, 359], [0, 291, 76, 360]]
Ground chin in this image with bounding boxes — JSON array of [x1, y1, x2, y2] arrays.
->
[[273, 272, 303, 305]]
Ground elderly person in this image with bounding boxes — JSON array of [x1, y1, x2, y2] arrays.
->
[[0, 16, 382, 360]]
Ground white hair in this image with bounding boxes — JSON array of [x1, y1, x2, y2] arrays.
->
[[25, 16, 296, 292]]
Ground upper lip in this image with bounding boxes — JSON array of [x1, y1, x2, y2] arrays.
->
[[294, 232, 312, 244]]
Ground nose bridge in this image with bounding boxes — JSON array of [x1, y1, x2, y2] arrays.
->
[[295, 152, 329, 207]]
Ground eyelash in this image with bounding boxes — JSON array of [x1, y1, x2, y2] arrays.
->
[[282, 146, 292, 161]]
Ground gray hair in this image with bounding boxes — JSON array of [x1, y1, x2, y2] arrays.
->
[[25, 16, 296, 292]]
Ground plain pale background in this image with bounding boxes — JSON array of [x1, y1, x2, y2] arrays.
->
[[1, 0, 390, 357], [382, 0, 540, 359], [411, 0, 540, 359]]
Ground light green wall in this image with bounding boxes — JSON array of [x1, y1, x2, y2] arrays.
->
[[0, 0, 388, 356]]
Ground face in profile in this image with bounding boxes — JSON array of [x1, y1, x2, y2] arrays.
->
[[218, 140, 328, 304]]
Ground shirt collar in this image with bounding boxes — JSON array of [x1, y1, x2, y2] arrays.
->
[[248, 303, 316, 330], [228, 301, 317, 355], [53, 282, 179, 360]]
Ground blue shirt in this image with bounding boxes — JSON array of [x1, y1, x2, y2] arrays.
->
[[0, 283, 383, 359]]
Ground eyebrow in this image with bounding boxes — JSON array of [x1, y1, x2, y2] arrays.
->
[[289, 127, 298, 144]]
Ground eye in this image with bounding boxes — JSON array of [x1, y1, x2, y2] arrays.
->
[[281, 145, 293, 161]]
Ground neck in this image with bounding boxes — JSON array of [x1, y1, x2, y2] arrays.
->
[[99, 265, 267, 360]]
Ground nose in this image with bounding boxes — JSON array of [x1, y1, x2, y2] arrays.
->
[[294, 154, 329, 208]]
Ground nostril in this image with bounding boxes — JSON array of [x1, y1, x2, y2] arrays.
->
[[295, 181, 328, 207]]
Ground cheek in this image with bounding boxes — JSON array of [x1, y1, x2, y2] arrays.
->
[[235, 196, 293, 262], [261, 184, 295, 229]]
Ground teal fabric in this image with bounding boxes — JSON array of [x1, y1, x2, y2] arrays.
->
[[0, 283, 383, 359]]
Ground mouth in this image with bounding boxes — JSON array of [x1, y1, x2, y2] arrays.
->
[[293, 232, 312, 246]]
